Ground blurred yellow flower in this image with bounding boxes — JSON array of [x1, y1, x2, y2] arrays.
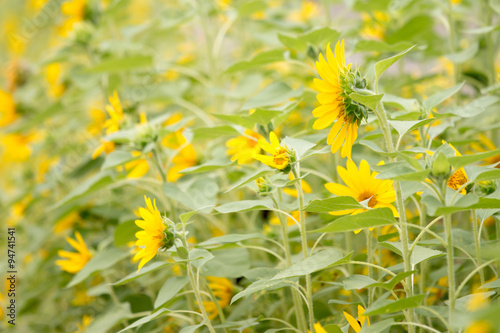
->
[[60, 0, 86, 37], [54, 211, 81, 234], [124, 151, 149, 179], [56, 232, 93, 274], [74, 315, 93, 333], [1, 133, 33, 163], [344, 305, 370, 332], [202, 277, 233, 320], [92, 91, 124, 159], [309, 322, 327, 333], [0, 90, 17, 127], [270, 210, 302, 227], [313, 40, 362, 158], [133, 196, 166, 271], [325, 159, 398, 233], [253, 131, 290, 170], [45, 63, 66, 98], [289, 1, 318, 22], [470, 134, 500, 168], [226, 129, 263, 165]]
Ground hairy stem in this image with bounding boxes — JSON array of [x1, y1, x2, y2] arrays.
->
[[444, 214, 456, 332]]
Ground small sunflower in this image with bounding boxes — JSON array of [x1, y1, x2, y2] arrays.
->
[[202, 277, 233, 320], [325, 159, 398, 233], [427, 142, 469, 194], [133, 196, 171, 271], [56, 232, 93, 274], [226, 129, 263, 165], [253, 131, 292, 171], [92, 91, 124, 159], [344, 305, 371, 332], [313, 39, 367, 158]]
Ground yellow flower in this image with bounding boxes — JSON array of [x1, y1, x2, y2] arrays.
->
[[133, 196, 166, 271], [165, 131, 198, 182], [289, 1, 318, 22], [71, 289, 94, 306], [313, 40, 366, 158], [282, 173, 312, 197], [226, 129, 263, 165], [59, 0, 86, 37], [344, 305, 371, 332], [74, 315, 93, 333], [124, 151, 149, 179], [0, 133, 33, 163], [325, 159, 398, 233], [202, 277, 233, 320], [253, 131, 291, 170], [56, 232, 93, 274], [309, 322, 328, 333], [466, 321, 492, 333], [91, 91, 124, 159], [45, 63, 65, 98], [54, 211, 81, 234], [470, 134, 500, 168], [0, 90, 17, 127]]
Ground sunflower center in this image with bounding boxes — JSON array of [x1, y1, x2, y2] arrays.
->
[[358, 191, 377, 208], [448, 169, 468, 190]]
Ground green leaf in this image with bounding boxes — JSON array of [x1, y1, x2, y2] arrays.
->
[[114, 262, 170, 285], [349, 92, 384, 111], [434, 197, 500, 215], [225, 49, 284, 73], [374, 162, 430, 182], [449, 95, 500, 118], [354, 40, 414, 53], [343, 275, 377, 290], [237, 0, 266, 17], [312, 208, 395, 233], [364, 295, 425, 316], [279, 27, 340, 52], [87, 304, 132, 333], [180, 159, 234, 174], [324, 325, 344, 333], [101, 150, 137, 170], [304, 196, 364, 213], [68, 248, 128, 287], [359, 319, 395, 333], [446, 42, 479, 64], [473, 169, 500, 182], [231, 279, 297, 304], [154, 276, 190, 308], [215, 200, 274, 213], [479, 278, 500, 289], [198, 233, 266, 247], [389, 118, 435, 136], [193, 125, 241, 141], [359, 139, 396, 157], [423, 82, 465, 110], [118, 309, 171, 332], [243, 82, 303, 109], [449, 150, 500, 169], [382, 94, 419, 112], [177, 246, 189, 259], [375, 45, 416, 79], [380, 241, 445, 266], [55, 171, 115, 208], [203, 248, 251, 278], [179, 321, 207, 333], [283, 136, 316, 159], [225, 168, 273, 193], [114, 220, 141, 246], [86, 55, 153, 73]]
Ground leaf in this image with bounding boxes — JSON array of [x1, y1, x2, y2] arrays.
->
[[364, 295, 425, 316], [180, 159, 234, 174], [86, 55, 153, 73], [118, 309, 171, 332], [55, 171, 114, 208], [87, 304, 132, 333], [114, 220, 141, 247], [354, 40, 414, 53], [278, 27, 340, 52], [434, 197, 500, 215], [359, 139, 396, 157], [375, 45, 416, 79], [231, 279, 297, 304], [225, 168, 273, 193], [382, 94, 419, 112], [312, 208, 395, 233], [68, 248, 128, 287], [304, 196, 364, 213], [193, 125, 241, 141], [479, 278, 500, 289], [203, 248, 251, 278], [198, 233, 266, 247], [389, 119, 435, 136], [101, 150, 137, 170], [374, 162, 430, 182], [179, 321, 207, 333], [380, 241, 445, 266], [446, 41, 479, 64], [349, 92, 384, 110], [237, 0, 266, 17], [448, 150, 500, 169], [343, 275, 377, 290], [448, 95, 500, 118], [225, 49, 284, 73], [114, 262, 170, 285], [359, 319, 395, 333], [243, 82, 303, 109], [423, 82, 465, 110], [215, 199, 274, 213], [154, 276, 190, 308], [283, 136, 316, 159], [473, 169, 500, 182]]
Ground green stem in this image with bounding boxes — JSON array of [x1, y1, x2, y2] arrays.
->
[[272, 196, 307, 332], [444, 214, 456, 333], [471, 210, 485, 285], [447, 0, 460, 86], [481, 0, 495, 84], [293, 166, 315, 332], [374, 101, 415, 333], [366, 230, 374, 307]]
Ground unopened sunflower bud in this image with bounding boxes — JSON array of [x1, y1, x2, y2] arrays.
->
[[255, 177, 273, 195], [432, 152, 450, 177]]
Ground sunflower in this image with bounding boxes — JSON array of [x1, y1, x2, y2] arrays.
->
[[253, 131, 291, 170], [56, 232, 93, 274], [91, 91, 124, 159], [0, 90, 17, 127], [133, 196, 168, 271], [202, 277, 233, 320], [59, 0, 86, 37], [427, 141, 469, 194], [226, 129, 263, 165], [344, 305, 371, 332], [470, 134, 500, 168], [124, 151, 149, 179], [313, 39, 367, 158], [325, 159, 398, 233], [45, 63, 65, 98]]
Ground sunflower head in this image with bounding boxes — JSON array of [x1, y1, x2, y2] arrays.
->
[[253, 131, 294, 172], [339, 66, 368, 126]]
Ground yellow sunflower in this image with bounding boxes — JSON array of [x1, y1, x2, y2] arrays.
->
[[74, 315, 93, 333], [470, 134, 500, 168], [124, 151, 149, 179], [0, 90, 17, 127], [56, 232, 93, 274], [308, 322, 327, 333], [226, 129, 263, 165], [92, 91, 124, 159], [202, 277, 233, 320], [133, 196, 167, 271], [253, 131, 291, 170], [427, 141, 469, 194], [325, 159, 398, 233], [344, 305, 371, 332], [313, 40, 367, 158]]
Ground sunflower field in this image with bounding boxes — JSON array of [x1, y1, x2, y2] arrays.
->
[[2, 0, 500, 332]]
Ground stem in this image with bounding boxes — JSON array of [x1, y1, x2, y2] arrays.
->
[[366, 230, 374, 307], [293, 166, 315, 332], [444, 214, 456, 332], [272, 195, 308, 332], [446, 0, 460, 86], [374, 101, 415, 333], [471, 210, 485, 285]]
